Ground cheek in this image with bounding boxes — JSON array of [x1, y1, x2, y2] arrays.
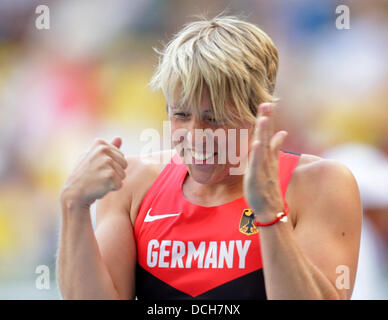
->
[[224, 129, 252, 157], [170, 122, 188, 148]]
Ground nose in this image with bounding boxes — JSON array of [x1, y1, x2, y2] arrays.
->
[[185, 118, 215, 151]]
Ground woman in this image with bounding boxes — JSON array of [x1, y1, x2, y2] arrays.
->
[[57, 16, 362, 299]]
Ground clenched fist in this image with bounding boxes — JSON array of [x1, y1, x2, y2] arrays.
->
[[60, 137, 128, 210]]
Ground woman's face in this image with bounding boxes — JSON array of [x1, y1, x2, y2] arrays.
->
[[169, 87, 255, 185]]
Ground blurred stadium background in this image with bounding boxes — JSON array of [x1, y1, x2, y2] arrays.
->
[[0, 0, 387, 299]]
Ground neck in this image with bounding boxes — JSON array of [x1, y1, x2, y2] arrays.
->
[[183, 171, 244, 206]]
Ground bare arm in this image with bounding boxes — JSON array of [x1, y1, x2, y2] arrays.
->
[[93, 171, 138, 300], [92, 150, 175, 299], [57, 137, 133, 299], [57, 197, 123, 299], [259, 159, 362, 299], [244, 103, 362, 299]]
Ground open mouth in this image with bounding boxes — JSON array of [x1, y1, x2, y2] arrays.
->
[[187, 149, 218, 164], [191, 150, 216, 161]]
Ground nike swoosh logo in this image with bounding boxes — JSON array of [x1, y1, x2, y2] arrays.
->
[[144, 208, 182, 222]]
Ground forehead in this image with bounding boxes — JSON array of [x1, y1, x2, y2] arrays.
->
[[169, 86, 213, 113]]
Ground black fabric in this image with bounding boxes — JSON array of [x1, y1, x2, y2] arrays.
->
[[280, 149, 301, 156], [136, 264, 267, 300]]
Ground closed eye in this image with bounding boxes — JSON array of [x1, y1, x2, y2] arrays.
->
[[205, 117, 217, 125], [173, 112, 191, 119]]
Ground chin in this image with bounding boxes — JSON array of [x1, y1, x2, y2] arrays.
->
[[186, 164, 225, 185]]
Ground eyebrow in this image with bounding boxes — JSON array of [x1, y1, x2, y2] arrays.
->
[[168, 104, 185, 110], [168, 104, 212, 113]]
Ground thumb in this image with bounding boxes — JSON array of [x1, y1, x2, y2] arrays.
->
[[110, 136, 122, 149]]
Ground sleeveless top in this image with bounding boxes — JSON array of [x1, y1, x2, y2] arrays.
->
[[134, 149, 301, 299]]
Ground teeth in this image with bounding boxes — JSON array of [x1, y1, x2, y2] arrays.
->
[[191, 150, 214, 161]]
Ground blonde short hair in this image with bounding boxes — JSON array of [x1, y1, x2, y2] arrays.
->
[[150, 15, 279, 126]]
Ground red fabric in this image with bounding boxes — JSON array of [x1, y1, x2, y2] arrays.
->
[[134, 150, 300, 297]]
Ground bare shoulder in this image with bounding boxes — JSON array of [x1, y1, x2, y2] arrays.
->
[[287, 152, 361, 224], [292, 153, 357, 185], [97, 149, 177, 226], [285, 153, 362, 300], [126, 149, 178, 224], [125, 149, 176, 183]]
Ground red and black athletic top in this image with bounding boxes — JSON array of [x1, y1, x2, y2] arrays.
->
[[134, 149, 301, 300]]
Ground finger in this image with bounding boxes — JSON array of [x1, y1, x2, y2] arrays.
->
[[109, 140, 126, 158], [270, 130, 288, 156], [93, 137, 122, 150], [106, 167, 123, 191], [108, 157, 126, 180], [249, 121, 264, 170], [110, 136, 122, 149], [269, 104, 276, 138], [248, 138, 261, 171], [93, 137, 125, 158], [259, 102, 272, 117], [91, 138, 108, 154], [259, 102, 275, 140], [257, 116, 270, 150], [105, 147, 128, 169]]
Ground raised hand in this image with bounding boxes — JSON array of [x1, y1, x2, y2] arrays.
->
[[60, 137, 128, 211], [243, 103, 288, 222]]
